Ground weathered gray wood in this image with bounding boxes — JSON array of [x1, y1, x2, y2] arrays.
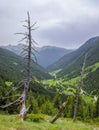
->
[[73, 54, 87, 122], [0, 12, 37, 121], [50, 102, 66, 123], [19, 12, 36, 121]]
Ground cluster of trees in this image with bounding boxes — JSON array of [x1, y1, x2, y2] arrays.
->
[[0, 13, 99, 123], [0, 78, 99, 122], [84, 67, 99, 94], [64, 95, 99, 121]]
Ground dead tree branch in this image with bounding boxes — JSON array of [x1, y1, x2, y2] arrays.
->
[[0, 97, 22, 108], [73, 53, 87, 122], [50, 102, 67, 123], [0, 12, 38, 121]]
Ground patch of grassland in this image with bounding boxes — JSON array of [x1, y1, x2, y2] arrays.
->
[[85, 62, 99, 73], [50, 69, 62, 77], [0, 114, 99, 130], [5, 81, 13, 87]]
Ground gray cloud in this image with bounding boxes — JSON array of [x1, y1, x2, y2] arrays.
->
[[38, 17, 99, 48], [0, 0, 99, 49]]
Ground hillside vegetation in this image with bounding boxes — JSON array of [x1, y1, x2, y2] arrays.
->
[[2, 44, 73, 68], [0, 47, 51, 82], [47, 36, 99, 74], [0, 36, 99, 128], [47, 36, 99, 93], [0, 114, 99, 130]]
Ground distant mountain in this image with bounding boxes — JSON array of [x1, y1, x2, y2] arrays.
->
[[36, 46, 72, 68], [0, 48, 51, 82], [47, 36, 99, 93], [1, 44, 24, 55], [2, 44, 73, 68]]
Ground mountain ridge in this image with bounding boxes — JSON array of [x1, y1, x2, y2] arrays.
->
[[1, 44, 73, 68], [0, 47, 51, 81], [46, 36, 99, 93], [47, 36, 99, 74]]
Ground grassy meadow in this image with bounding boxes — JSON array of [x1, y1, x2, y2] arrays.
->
[[0, 114, 99, 130]]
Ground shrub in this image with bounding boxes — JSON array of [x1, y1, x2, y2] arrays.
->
[[41, 100, 58, 115], [93, 117, 99, 122], [26, 114, 44, 122]]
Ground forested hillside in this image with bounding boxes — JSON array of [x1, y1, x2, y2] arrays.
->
[[2, 44, 72, 68], [47, 36, 99, 73], [0, 37, 99, 124], [0, 47, 51, 82], [1, 1, 99, 129], [47, 36, 99, 93]]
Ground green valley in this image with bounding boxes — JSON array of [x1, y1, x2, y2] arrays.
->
[[0, 36, 99, 129]]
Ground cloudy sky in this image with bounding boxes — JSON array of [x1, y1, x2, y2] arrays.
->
[[0, 0, 99, 49]]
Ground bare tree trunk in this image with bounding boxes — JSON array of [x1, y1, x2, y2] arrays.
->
[[73, 54, 87, 122], [50, 102, 66, 123], [19, 12, 32, 121], [0, 12, 37, 121]]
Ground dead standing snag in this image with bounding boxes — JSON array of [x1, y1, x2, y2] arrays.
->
[[73, 54, 87, 122], [17, 12, 38, 121], [0, 12, 37, 121]]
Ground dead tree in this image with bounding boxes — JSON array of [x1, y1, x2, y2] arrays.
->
[[0, 12, 38, 121], [73, 54, 87, 122], [16, 12, 38, 121], [50, 102, 67, 123]]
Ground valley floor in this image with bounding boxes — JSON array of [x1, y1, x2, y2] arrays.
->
[[0, 114, 99, 130]]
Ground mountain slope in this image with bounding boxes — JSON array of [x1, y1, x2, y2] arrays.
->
[[2, 44, 72, 68], [47, 36, 99, 93], [47, 36, 99, 76], [37, 46, 72, 67], [0, 48, 51, 82]]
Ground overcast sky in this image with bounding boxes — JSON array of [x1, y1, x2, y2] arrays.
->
[[0, 0, 99, 49]]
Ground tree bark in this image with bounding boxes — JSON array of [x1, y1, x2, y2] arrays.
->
[[73, 54, 87, 122], [0, 12, 37, 121], [19, 12, 32, 121], [50, 102, 66, 123]]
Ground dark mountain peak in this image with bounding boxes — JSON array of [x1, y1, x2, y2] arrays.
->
[[78, 36, 99, 52], [86, 36, 99, 45]]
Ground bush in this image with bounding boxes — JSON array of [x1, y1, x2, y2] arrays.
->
[[41, 101, 58, 115], [26, 114, 44, 122], [93, 117, 99, 122]]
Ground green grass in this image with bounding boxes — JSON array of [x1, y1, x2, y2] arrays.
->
[[85, 62, 99, 73], [0, 114, 99, 130], [50, 69, 62, 77], [43, 62, 99, 93]]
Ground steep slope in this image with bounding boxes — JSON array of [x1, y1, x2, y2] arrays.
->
[[47, 36, 99, 76], [2, 44, 72, 68], [37, 46, 72, 67], [1, 44, 24, 55], [0, 48, 51, 82], [47, 36, 99, 93]]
